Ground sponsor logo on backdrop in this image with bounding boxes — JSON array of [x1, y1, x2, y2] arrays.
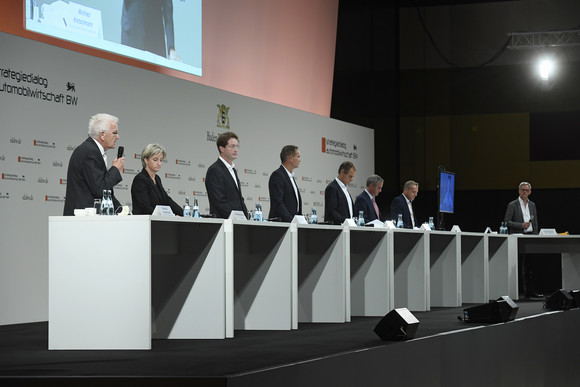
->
[[10, 137, 22, 144], [240, 181, 248, 187], [18, 156, 41, 165], [188, 176, 196, 182], [197, 163, 205, 168], [116, 184, 129, 191], [321, 137, 358, 159], [313, 201, 324, 207], [45, 195, 65, 202], [38, 177, 49, 184], [262, 172, 268, 177], [22, 194, 34, 201], [258, 196, 269, 202], [178, 190, 187, 195], [244, 169, 256, 174], [301, 176, 312, 182], [217, 104, 231, 129], [53, 161, 63, 167], [254, 184, 261, 189], [165, 173, 181, 180], [0, 67, 79, 106], [34, 140, 56, 149], [193, 191, 207, 197], [246, 196, 253, 202], [0, 155, 5, 161], [298, 188, 306, 194], [0, 192, 10, 199], [176, 159, 191, 166], [123, 168, 138, 175], [2, 173, 25, 181], [66, 145, 76, 151], [60, 178, 67, 184]]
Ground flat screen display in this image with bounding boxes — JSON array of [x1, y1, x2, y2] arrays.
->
[[25, 0, 202, 76], [439, 170, 455, 214]]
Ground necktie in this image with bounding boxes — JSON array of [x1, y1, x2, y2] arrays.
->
[[372, 197, 379, 219]]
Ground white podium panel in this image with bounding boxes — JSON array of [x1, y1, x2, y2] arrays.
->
[[516, 235, 580, 293], [49, 216, 229, 350], [295, 224, 348, 323], [49, 216, 152, 350], [349, 227, 392, 316], [487, 234, 513, 300], [429, 231, 461, 307], [391, 229, 429, 312], [232, 221, 292, 330], [460, 233, 488, 304]]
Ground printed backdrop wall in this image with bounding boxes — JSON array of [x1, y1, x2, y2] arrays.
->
[[0, 31, 374, 325]]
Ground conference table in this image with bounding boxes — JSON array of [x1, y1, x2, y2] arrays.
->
[[48, 216, 580, 350]]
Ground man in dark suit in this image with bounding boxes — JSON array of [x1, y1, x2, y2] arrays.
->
[[390, 180, 419, 228], [268, 145, 302, 222], [504, 181, 541, 298], [354, 174, 384, 223], [63, 113, 125, 215], [324, 161, 356, 224], [121, 0, 178, 59], [205, 131, 248, 219]]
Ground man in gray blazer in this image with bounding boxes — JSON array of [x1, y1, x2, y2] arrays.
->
[[504, 182, 539, 234], [504, 181, 541, 298]]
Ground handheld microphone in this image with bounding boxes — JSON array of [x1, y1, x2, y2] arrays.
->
[[117, 146, 124, 159]]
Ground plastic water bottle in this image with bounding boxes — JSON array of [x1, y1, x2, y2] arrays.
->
[[428, 216, 435, 230], [100, 189, 107, 215], [183, 197, 192, 217], [396, 214, 403, 228], [192, 196, 200, 218], [499, 221, 508, 234], [357, 210, 365, 226], [310, 207, 318, 224], [254, 202, 263, 221], [106, 190, 114, 215]]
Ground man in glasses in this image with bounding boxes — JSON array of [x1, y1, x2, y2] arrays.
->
[[205, 131, 248, 218]]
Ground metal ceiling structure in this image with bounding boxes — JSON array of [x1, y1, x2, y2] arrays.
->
[[507, 30, 580, 49]]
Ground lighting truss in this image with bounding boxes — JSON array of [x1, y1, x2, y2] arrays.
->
[[507, 30, 580, 49]]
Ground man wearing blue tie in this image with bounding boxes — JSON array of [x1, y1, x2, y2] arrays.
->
[[354, 175, 384, 223], [268, 145, 303, 222]]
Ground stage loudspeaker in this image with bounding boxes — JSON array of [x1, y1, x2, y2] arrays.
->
[[568, 289, 580, 308], [462, 296, 519, 323], [374, 307, 419, 341], [545, 289, 574, 310]]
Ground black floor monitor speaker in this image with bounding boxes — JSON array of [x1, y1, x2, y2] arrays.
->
[[374, 307, 419, 341], [462, 296, 519, 323], [568, 289, 580, 308], [545, 289, 575, 310]]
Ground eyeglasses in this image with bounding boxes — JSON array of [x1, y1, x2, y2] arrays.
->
[[227, 144, 240, 149], [519, 188, 531, 192]]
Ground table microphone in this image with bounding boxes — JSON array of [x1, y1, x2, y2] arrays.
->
[[117, 146, 124, 159]]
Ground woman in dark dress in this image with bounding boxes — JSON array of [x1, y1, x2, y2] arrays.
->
[[131, 144, 182, 215]]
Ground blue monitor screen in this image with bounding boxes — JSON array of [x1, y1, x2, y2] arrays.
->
[[24, 0, 202, 77], [439, 171, 455, 214]]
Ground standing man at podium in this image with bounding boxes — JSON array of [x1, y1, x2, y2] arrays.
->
[[390, 180, 419, 228], [504, 181, 541, 298], [205, 131, 248, 219], [354, 174, 384, 223], [268, 145, 302, 222], [324, 161, 356, 224], [63, 113, 125, 215]]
